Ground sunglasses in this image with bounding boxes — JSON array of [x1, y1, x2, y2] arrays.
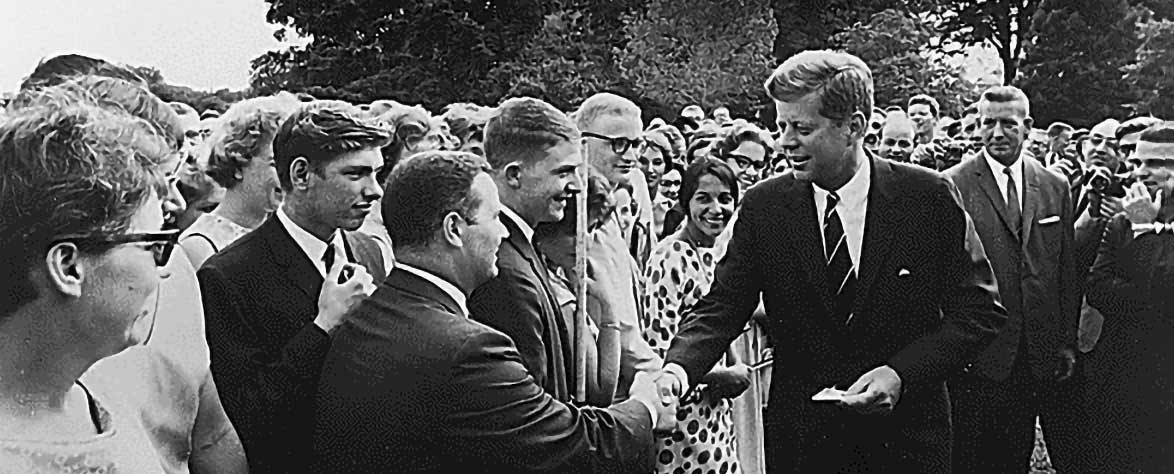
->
[[725, 153, 767, 170], [583, 132, 644, 155], [52, 229, 180, 267]]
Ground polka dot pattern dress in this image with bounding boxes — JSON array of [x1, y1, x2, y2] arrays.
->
[[643, 238, 739, 474]]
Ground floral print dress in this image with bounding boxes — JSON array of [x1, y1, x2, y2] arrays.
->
[[643, 238, 739, 474]]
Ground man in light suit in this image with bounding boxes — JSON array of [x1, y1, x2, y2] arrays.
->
[[199, 102, 386, 473], [312, 151, 675, 473], [944, 86, 1079, 474], [655, 50, 1007, 473]]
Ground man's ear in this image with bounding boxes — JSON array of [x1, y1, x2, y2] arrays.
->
[[289, 157, 311, 189], [503, 162, 523, 189], [442, 212, 464, 248], [1024, 116, 1035, 133], [44, 243, 85, 298], [847, 111, 867, 142]]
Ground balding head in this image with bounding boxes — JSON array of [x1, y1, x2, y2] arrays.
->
[[1083, 119, 1122, 170], [879, 112, 915, 162]]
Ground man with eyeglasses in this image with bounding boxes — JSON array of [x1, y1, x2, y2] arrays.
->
[[574, 92, 664, 403]]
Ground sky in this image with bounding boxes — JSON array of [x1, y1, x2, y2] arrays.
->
[[1, 0, 301, 92]]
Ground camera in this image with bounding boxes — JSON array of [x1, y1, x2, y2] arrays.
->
[[1085, 165, 1133, 198]]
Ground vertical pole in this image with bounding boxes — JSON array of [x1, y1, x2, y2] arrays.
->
[[574, 138, 589, 403]]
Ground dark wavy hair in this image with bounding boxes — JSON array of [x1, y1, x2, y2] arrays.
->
[[381, 151, 492, 249], [273, 101, 393, 191]]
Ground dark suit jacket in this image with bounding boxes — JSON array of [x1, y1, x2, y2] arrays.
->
[[664, 156, 1006, 473], [469, 215, 573, 401], [946, 155, 1079, 381], [197, 215, 385, 474], [312, 268, 654, 473]]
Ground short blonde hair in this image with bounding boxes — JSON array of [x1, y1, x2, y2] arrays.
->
[[763, 50, 873, 124], [573, 92, 641, 131], [204, 93, 299, 189]]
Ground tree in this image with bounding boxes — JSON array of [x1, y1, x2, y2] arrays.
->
[[834, 9, 981, 117], [939, 0, 1043, 85], [1123, 16, 1174, 117], [132, 66, 250, 114], [619, 0, 776, 120], [769, 0, 938, 62], [1018, 0, 1148, 126]]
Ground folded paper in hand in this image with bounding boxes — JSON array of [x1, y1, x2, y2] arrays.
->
[[811, 387, 847, 402]]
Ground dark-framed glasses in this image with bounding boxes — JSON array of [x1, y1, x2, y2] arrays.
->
[[583, 131, 644, 155], [51, 229, 180, 267], [725, 153, 767, 170]]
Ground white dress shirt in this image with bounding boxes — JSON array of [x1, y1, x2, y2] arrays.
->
[[500, 205, 535, 244], [983, 150, 1025, 210], [276, 208, 346, 278], [813, 157, 871, 268], [396, 263, 469, 318]]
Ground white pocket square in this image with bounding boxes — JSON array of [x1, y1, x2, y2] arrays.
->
[[1039, 215, 1061, 225], [897, 268, 911, 277]]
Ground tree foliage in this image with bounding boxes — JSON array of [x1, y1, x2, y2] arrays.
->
[[1018, 0, 1148, 126], [620, 0, 776, 120], [834, 9, 981, 117], [1123, 17, 1174, 117], [938, 0, 1042, 85]]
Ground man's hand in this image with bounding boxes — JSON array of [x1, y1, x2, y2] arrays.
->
[[1055, 347, 1077, 383], [651, 369, 684, 407], [1098, 193, 1126, 218], [838, 365, 902, 415], [314, 263, 376, 333], [701, 364, 751, 399], [630, 371, 678, 433], [1123, 181, 1161, 225]]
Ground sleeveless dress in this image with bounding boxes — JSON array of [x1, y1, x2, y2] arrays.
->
[[643, 238, 740, 474], [180, 213, 252, 255]]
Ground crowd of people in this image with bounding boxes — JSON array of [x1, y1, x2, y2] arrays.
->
[[0, 47, 1171, 474]]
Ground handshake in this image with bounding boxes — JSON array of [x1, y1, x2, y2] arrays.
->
[[629, 364, 752, 433]]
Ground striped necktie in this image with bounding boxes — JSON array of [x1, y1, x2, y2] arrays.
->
[[824, 192, 857, 324]]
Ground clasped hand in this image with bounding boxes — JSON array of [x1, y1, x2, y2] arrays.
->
[[1124, 181, 1162, 225]]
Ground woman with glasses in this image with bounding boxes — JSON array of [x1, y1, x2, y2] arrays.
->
[[710, 123, 774, 192], [0, 87, 178, 472]]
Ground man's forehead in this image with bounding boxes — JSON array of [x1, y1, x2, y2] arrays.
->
[[1136, 141, 1174, 160], [1090, 119, 1120, 137], [587, 113, 641, 137]]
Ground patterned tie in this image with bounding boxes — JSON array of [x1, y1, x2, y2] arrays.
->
[[322, 242, 335, 275], [1004, 167, 1021, 238], [824, 192, 857, 324]]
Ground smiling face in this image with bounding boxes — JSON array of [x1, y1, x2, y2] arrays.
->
[[659, 169, 682, 200], [685, 173, 736, 240], [879, 117, 916, 162], [724, 140, 767, 191], [513, 140, 582, 226], [638, 142, 667, 192], [908, 103, 936, 138], [584, 113, 643, 186], [303, 147, 384, 232], [775, 92, 861, 189], [1133, 141, 1174, 207]]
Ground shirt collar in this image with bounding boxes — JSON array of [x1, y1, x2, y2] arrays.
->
[[500, 206, 535, 244], [395, 263, 469, 317], [983, 149, 1023, 179], [813, 154, 871, 205], [276, 207, 342, 272]]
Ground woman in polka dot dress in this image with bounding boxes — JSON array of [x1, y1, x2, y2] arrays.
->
[[643, 158, 751, 474]]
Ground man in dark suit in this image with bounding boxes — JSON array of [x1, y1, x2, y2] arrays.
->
[[312, 151, 675, 473], [468, 97, 582, 401], [943, 86, 1079, 474], [198, 102, 388, 473], [655, 50, 1007, 473]]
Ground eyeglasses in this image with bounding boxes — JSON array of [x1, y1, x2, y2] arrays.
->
[[583, 132, 644, 155], [725, 153, 767, 170], [659, 179, 682, 188], [51, 229, 180, 267]]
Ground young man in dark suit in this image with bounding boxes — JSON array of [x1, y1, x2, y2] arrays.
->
[[944, 86, 1080, 474], [468, 97, 582, 401], [198, 102, 388, 474], [312, 151, 675, 473], [654, 50, 1007, 473]]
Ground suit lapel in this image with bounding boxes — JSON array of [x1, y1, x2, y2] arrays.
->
[[1021, 159, 1043, 246], [785, 177, 832, 314], [852, 156, 896, 314], [974, 155, 1021, 242], [262, 216, 325, 302]]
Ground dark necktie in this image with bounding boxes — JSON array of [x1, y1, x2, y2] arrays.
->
[[322, 242, 335, 274], [1004, 167, 1021, 237], [824, 192, 857, 324]]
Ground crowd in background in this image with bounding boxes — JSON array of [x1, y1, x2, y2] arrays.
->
[[0, 49, 1172, 474]]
